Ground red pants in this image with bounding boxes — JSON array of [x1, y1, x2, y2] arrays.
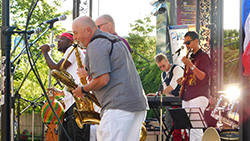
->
[[172, 128, 189, 141]]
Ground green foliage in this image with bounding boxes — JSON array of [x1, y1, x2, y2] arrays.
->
[[13, 48, 62, 114], [126, 16, 158, 118], [224, 47, 239, 84], [224, 29, 239, 50], [139, 63, 161, 94], [224, 29, 239, 38], [223, 29, 240, 85], [2, 3, 159, 117], [139, 63, 162, 118], [126, 16, 156, 73], [0, 0, 70, 114]]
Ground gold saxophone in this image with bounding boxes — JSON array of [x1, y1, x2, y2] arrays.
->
[[51, 44, 147, 140], [51, 44, 101, 129]]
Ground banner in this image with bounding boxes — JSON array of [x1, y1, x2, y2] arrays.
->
[[168, 25, 189, 67], [177, 0, 196, 25]]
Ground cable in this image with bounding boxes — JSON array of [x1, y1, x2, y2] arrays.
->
[[21, 1, 71, 140]]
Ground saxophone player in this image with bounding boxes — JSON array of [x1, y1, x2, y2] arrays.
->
[[40, 33, 90, 141], [72, 16, 148, 141]]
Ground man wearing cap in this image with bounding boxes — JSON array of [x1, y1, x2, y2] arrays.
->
[[40, 32, 90, 141]]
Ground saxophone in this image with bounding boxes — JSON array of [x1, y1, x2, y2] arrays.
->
[[51, 44, 147, 140], [51, 44, 101, 128]]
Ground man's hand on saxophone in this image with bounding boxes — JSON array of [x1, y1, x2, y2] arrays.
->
[[73, 65, 88, 98], [72, 86, 86, 98], [77, 65, 88, 78]]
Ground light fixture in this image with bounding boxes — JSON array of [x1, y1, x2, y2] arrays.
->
[[151, 3, 167, 16]]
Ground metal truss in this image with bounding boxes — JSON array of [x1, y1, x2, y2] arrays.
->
[[197, 0, 224, 98], [73, 0, 89, 19]]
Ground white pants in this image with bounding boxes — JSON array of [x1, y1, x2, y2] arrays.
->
[[97, 109, 147, 141], [90, 125, 97, 141], [90, 103, 101, 141], [182, 96, 209, 141]]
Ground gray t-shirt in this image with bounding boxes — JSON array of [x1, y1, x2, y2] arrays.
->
[[84, 29, 148, 116]]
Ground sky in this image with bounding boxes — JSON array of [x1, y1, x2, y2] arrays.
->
[[61, 0, 155, 36], [60, 0, 240, 36]]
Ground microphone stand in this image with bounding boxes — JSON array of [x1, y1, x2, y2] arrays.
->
[[131, 48, 150, 66], [17, 94, 44, 141], [11, 27, 50, 64], [160, 88, 163, 141], [14, 52, 42, 141], [154, 84, 164, 141], [154, 70, 176, 140], [12, 25, 71, 141]]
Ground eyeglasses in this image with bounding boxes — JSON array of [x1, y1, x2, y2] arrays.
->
[[97, 22, 108, 28], [183, 39, 194, 45], [159, 64, 166, 69]]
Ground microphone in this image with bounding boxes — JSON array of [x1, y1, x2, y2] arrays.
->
[[25, 27, 42, 35], [39, 15, 67, 25], [36, 44, 56, 50], [172, 46, 184, 56], [154, 84, 163, 99]]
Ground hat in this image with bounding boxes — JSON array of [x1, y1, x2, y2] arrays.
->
[[56, 32, 74, 41]]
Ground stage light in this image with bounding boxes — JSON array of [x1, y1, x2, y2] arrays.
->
[[225, 85, 241, 101], [151, 3, 167, 16]]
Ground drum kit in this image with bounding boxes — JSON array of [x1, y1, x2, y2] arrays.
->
[[202, 90, 240, 141]]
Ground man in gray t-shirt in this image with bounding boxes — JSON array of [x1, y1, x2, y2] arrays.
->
[[72, 16, 148, 141]]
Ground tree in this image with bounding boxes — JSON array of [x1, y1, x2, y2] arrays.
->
[[223, 29, 240, 84], [126, 16, 161, 93], [126, 16, 160, 118], [1, 0, 70, 114], [126, 16, 156, 73]]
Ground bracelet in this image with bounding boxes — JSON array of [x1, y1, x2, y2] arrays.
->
[[81, 86, 88, 94], [190, 65, 196, 70]]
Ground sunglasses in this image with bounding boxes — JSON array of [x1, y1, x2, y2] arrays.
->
[[97, 22, 108, 28], [183, 39, 194, 45]]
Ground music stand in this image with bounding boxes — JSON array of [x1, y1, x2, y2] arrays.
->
[[167, 108, 207, 141]]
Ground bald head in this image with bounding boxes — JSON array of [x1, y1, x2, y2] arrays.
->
[[95, 14, 115, 34], [74, 16, 96, 28], [72, 16, 98, 47]]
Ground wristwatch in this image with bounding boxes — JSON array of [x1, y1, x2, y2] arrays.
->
[[81, 86, 88, 94], [190, 65, 196, 70]]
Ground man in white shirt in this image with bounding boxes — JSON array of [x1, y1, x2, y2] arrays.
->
[[148, 53, 188, 141], [40, 32, 90, 141]]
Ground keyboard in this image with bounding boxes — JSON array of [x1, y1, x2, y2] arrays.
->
[[147, 96, 182, 108]]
